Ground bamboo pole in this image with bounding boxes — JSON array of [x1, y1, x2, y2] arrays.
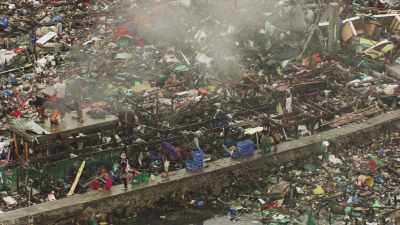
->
[[67, 161, 86, 196], [13, 133, 20, 160]]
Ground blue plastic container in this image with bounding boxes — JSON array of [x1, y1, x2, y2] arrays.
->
[[0, 17, 8, 30], [185, 148, 204, 172], [231, 139, 255, 159]]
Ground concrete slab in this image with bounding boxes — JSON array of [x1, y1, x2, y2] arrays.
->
[[10, 108, 118, 142]]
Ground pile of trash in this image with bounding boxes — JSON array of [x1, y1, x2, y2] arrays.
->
[[0, 0, 399, 137], [2, 0, 400, 222], [134, 131, 400, 225]]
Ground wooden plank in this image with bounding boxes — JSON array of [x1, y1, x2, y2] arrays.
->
[[341, 22, 354, 42], [24, 142, 29, 161], [67, 161, 86, 196], [12, 133, 19, 160]]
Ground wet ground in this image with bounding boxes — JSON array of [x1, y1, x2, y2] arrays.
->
[[131, 208, 263, 225], [202, 215, 263, 225]]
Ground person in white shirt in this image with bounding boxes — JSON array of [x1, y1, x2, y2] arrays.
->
[[47, 191, 56, 201]]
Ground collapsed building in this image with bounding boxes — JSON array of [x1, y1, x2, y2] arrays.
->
[[0, 0, 400, 224]]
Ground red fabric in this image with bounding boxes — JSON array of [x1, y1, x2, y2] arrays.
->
[[47, 95, 58, 102], [89, 180, 100, 190], [114, 26, 130, 40], [262, 201, 280, 209], [10, 110, 22, 118], [102, 174, 113, 190], [368, 160, 377, 173], [302, 53, 321, 67], [14, 48, 25, 54], [312, 53, 321, 65], [198, 88, 209, 96]]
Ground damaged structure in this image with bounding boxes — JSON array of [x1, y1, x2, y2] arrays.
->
[[1, 0, 400, 224]]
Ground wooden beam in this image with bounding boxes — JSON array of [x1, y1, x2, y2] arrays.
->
[[13, 133, 20, 160], [24, 142, 29, 161], [67, 161, 86, 196]]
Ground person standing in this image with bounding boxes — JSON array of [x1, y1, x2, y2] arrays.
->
[[120, 151, 130, 170], [119, 151, 139, 188], [120, 162, 130, 189]]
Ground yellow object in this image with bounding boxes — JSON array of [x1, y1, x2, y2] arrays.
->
[[276, 103, 284, 115], [357, 175, 374, 187], [67, 161, 86, 196], [364, 49, 381, 59], [365, 176, 374, 187], [381, 43, 395, 53], [132, 81, 152, 93], [363, 39, 394, 59], [313, 185, 325, 195], [360, 38, 377, 48], [207, 85, 217, 92], [342, 22, 356, 42]]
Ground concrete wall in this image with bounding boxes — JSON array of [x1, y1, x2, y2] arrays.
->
[[1, 110, 400, 225]]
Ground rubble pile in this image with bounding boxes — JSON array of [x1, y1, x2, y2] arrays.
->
[[134, 131, 400, 225], [0, 0, 398, 143], [0, 0, 111, 124], [0, 0, 400, 223]]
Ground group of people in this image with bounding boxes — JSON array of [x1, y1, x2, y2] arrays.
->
[[88, 151, 141, 191]]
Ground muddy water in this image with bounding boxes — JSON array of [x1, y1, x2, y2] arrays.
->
[[127, 208, 263, 225]]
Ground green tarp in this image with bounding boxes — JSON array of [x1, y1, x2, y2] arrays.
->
[[0, 167, 19, 191]]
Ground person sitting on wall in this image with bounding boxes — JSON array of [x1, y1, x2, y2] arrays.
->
[[47, 190, 56, 201], [100, 167, 113, 191], [89, 178, 100, 191]]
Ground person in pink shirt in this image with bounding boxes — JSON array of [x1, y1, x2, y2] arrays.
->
[[100, 168, 113, 191]]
